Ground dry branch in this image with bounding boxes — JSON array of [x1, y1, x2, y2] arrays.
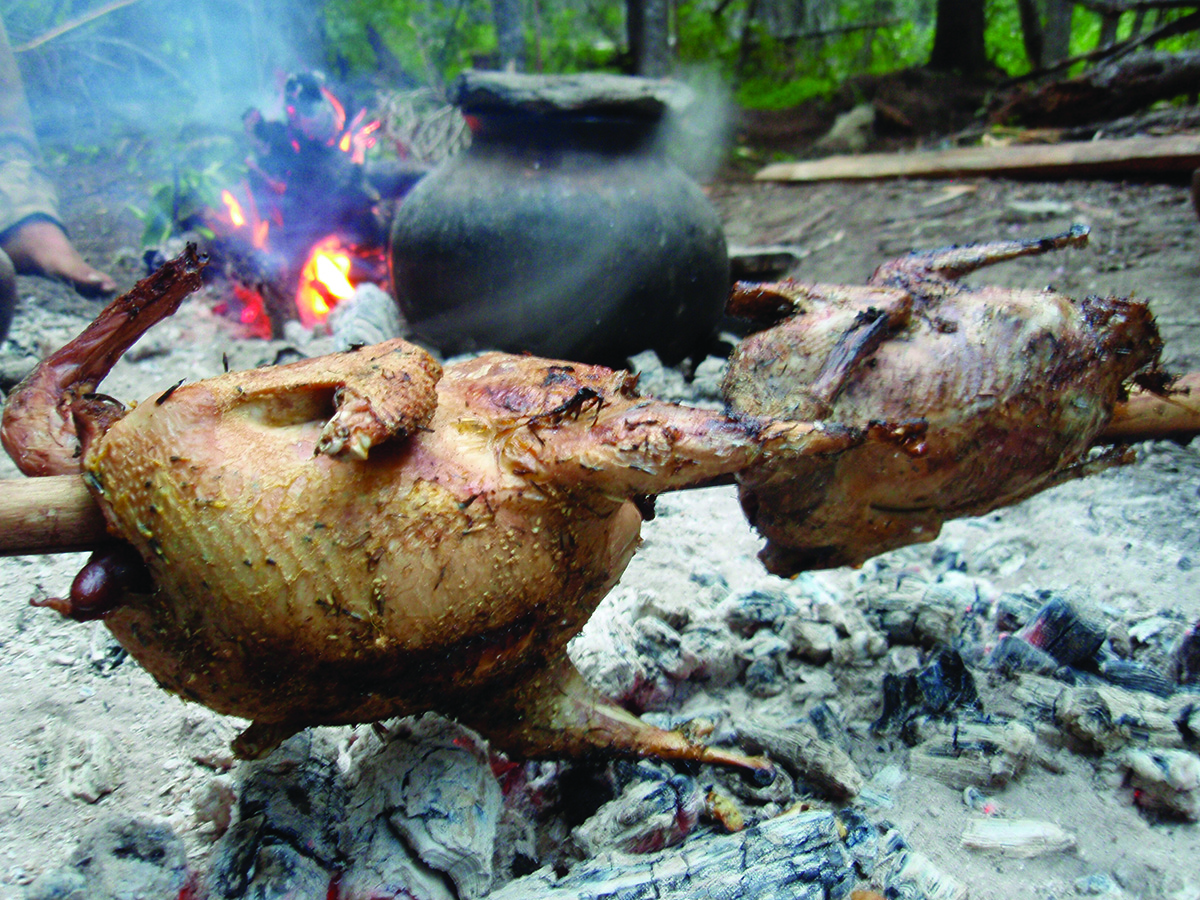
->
[[755, 134, 1200, 182], [12, 0, 145, 53]]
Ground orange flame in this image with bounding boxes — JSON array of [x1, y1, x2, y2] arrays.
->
[[222, 190, 245, 227], [296, 236, 356, 328], [217, 185, 269, 249], [340, 109, 381, 164], [320, 85, 348, 136]]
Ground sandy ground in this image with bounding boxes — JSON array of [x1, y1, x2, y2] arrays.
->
[[0, 163, 1198, 898]]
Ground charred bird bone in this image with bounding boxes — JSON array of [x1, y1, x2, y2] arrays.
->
[[0, 229, 1197, 770]]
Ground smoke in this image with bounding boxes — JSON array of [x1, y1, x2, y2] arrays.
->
[[656, 65, 737, 184], [11, 0, 324, 144]]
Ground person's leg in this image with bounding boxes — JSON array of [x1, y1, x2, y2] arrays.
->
[[0, 19, 114, 297], [1, 217, 115, 296], [0, 246, 16, 342]]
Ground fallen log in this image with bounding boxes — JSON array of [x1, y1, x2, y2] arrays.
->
[[755, 134, 1200, 182], [991, 49, 1200, 128]]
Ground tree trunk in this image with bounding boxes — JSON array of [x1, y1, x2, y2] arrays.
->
[[493, 0, 525, 70], [1043, 0, 1074, 63], [928, 0, 987, 74], [627, 0, 673, 76], [1017, 0, 1046, 69], [736, 0, 762, 74], [1098, 10, 1122, 46]]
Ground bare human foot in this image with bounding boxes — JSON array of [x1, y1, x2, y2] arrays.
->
[[1, 219, 116, 297]]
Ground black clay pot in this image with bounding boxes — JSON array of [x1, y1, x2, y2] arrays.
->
[[389, 72, 729, 367]]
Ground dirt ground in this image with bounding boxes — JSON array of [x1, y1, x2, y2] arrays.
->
[[0, 152, 1198, 899]]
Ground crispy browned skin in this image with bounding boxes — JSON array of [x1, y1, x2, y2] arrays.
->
[[80, 343, 808, 764], [14, 265, 855, 767], [0, 247, 205, 476], [1, 229, 1163, 765], [723, 227, 1162, 574]]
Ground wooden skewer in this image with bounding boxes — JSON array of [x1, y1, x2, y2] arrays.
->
[[1096, 372, 1200, 444], [0, 474, 108, 556], [0, 376, 1197, 558]]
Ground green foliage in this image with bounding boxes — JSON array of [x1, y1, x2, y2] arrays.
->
[[985, 0, 1030, 76], [679, 0, 934, 110], [323, 0, 628, 86], [735, 74, 836, 110], [323, 0, 498, 87], [533, 3, 625, 73], [125, 159, 237, 247]]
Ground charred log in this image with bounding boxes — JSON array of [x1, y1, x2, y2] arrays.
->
[[992, 49, 1200, 127]]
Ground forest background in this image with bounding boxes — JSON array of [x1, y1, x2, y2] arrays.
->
[[5, 0, 1199, 145], [0, 0, 1197, 247]]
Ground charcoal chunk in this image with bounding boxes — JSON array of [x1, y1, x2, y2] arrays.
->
[[1018, 595, 1106, 667]]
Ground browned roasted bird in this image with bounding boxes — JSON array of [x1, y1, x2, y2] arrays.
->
[[0, 228, 1167, 766], [722, 227, 1162, 574]]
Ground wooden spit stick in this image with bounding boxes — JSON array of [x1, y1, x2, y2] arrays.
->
[[1095, 372, 1200, 445], [0, 474, 108, 556], [0, 377, 1197, 558]]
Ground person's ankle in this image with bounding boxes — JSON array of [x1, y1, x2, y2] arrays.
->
[[1, 218, 116, 295]]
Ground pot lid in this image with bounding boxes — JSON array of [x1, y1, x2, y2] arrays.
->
[[452, 71, 693, 121]]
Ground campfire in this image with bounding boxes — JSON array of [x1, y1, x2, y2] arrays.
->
[[203, 72, 392, 339]]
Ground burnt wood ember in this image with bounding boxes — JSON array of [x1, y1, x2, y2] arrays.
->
[[1174, 619, 1200, 685], [486, 807, 856, 900], [242, 72, 384, 262], [1018, 594, 1108, 668], [873, 646, 981, 737]]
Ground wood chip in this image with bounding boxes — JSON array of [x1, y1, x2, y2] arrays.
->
[[961, 817, 1076, 857], [756, 135, 1200, 182]]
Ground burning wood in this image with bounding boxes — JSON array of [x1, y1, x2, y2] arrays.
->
[[203, 72, 403, 338]]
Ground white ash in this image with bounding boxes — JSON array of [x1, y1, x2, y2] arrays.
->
[[960, 816, 1077, 858], [24, 816, 189, 900], [625, 349, 726, 406], [1124, 749, 1200, 821], [486, 807, 857, 900], [328, 283, 410, 351], [56, 727, 121, 804], [571, 773, 704, 856], [342, 715, 502, 900]]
